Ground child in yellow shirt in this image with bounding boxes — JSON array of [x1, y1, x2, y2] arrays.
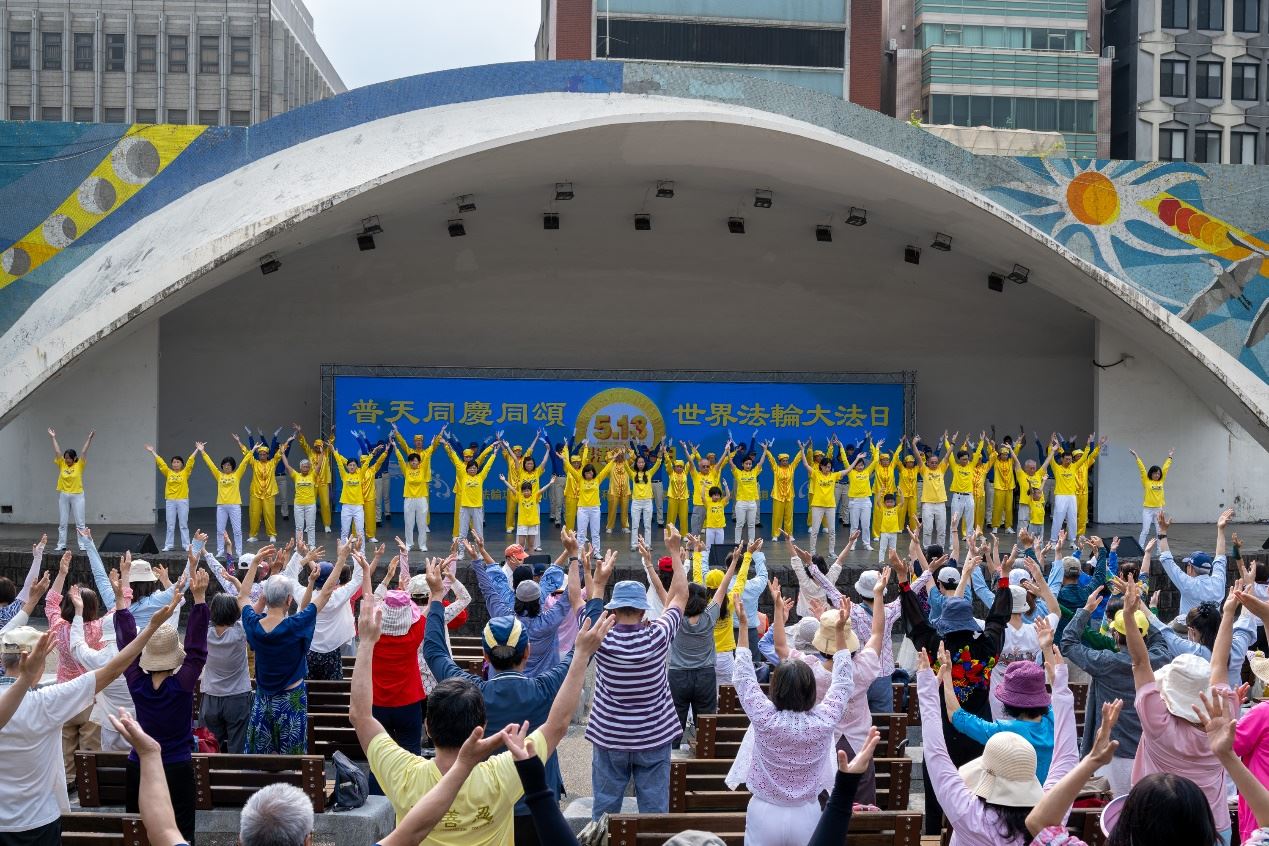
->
[[703, 482, 732, 558], [876, 492, 904, 564], [501, 475, 557, 553]]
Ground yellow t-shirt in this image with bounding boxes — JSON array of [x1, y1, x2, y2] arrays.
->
[[846, 463, 875, 498], [731, 466, 761, 502], [1017, 469, 1043, 504], [691, 465, 723, 506], [704, 499, 728, 529], [396, 447, 431, 499], [1052, 463, 1079, 496], [201, 452, 246, 506], [517, 489, 543, 528], [809, 467, 845, 509], [1026, 489, 1047, 523], [919, 459, 949, 504], [1138, 457, 1171, 508], [156, 455, 193, 500], [55, 457, 85, 495], [878, 505, 901, 534], [291, 470, 317, 506], [572, 461, 612, 508], [457, 464, 493, 508], [369, 729, 549, 846], [337, 464, 364, 507], [897, 464, 919, 499], [630, 459, 662, 500]]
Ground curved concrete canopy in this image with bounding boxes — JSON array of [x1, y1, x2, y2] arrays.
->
[[2, 84, 1268, 447]]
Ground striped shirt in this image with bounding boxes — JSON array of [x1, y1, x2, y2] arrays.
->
[[585, 607, 683, 750]]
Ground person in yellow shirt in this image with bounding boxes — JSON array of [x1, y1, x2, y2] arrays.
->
[[628, 447, 664, 552], [686, 443, 732, 535], [844, 440, 882, 553], [1023, 481, 1047, 536], [232, 433, 285, 543], [445, 438, 498, 540], [1131, 447, 1174, 547], [799, 439, 847, 557], [913, 434, 950, 548], [763, 444, 798, 541], [48, 427, 94, 552], [279, 450, 322, 549], [989, 441, 1018, 533], [944, 433, 984, 547], [665, 457, 691, 535], [870, 443, 902, 540], [195, 441, 248, 555], [1049, 435, 1104, 542], [144, 444, 195, 551], [730, 452, 763, 547], [563, 441, 616, 553], [1071, 440, 1103, 537], [502, 443, 526, 535], [356, 445, 389, 544], [330, 438, 369, 541], [297, 428, 335, 535], [502, 435, 547, 548], [562, 449, 584, 531], [876, 492, 905, 564], [1012, 448, 1053, 534], [702, 482, 732, 558], [392, 424, 440, 553], [605, 450, 632, 535], [500, 475, 556, 553], [896, 445, 920, 533], [443, 439, 499, 555]]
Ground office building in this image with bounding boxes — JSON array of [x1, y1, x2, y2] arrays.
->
[[2, 0, 344, 125]]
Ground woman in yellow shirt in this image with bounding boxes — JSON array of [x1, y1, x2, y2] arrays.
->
[[799, 438, 847, 557], [391, 426, 439, 553], [763, 444, 798, 541], [686, 443, 732, 535], [627, 446, 664, 552], [503, 436, 547, 548], [500, 475, 557, 552], [145, 444, 195, 551], [48, 427, 94, 552], [232, 433, 284, 544], [356, 445, 389, 544], [988, 441, 1018, 533], [912, 434, 950, 548], [563, 441, 616, 553], [730, 452, 763, 547], [279, 449, 323, 549], [665, 457, 692, 535], [1130, 447, 1174, 547], [297, 428, 334, 535], [442, 439, 499, 555], [844, 441, 882, 553], [196, 441, 249, 556], [605, 451, 632, 535], [331, 438, 369, 541]]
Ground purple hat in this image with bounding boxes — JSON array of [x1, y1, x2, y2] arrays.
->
[[994, 661, 1051, 709]]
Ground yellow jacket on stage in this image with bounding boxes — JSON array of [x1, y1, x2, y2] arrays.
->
[[991, 446, 1016, 492], [241, 445, 282, 499], [299, 435, 333, 485], [765, 452, 797, 502]]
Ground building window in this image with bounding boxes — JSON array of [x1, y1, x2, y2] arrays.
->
[[1159, 128, 1186, 160], [1232, 130, 1257, 163], [1232, 63, 1258, 99], [41, 106, 63, 121], [229, 109, 250, 126], [199, 35, 220, 74], [198, 109, 219, 125], [74, 33, 93, 71], [1234, 0, 1260, 29], [166, 108, 187, 124], [596, 18, 846, 68], [169, 35, 188, 73], [944, 25, 962, 46], [1161, 59, 1188, 97], [73, 106, 93, 122], [136, 35, 157, 72], [10, 32, 31, 70], [106, 33, 126, 71], [231, 36, 251, 74], [1197, 0, 1224, 29], [1162, 0, 1190, 27], [42, 32, 62, 71], [104, 107, 126, 123], [136, 108, 156, 123], [1197, 61, 1223, 98], [9, 105, 31, 120], [1194, 128, 1222, 162]]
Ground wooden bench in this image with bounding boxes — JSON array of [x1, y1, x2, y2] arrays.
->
[[694, 712, 908, 760], [670, 756, 912, 813], [60, 812, 147, 846], [894, 682, 920, 725], [76, 751, 326, 812], [307, 711, 366, 762], [610, 810, 923, 846]]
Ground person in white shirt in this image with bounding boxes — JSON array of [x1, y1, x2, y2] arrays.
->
[[67, 586, 135, 752], [282, 543, 363, 679]]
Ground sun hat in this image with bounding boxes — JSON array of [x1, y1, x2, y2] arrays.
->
[[482, 615, 527, 657], [791, 618, 819, 651], [504, 544, 527, 564], [957, 732, 1043, 807], [657, 556, 675, 573], [936, 566, 961, 588], [661, 832, 726, 846], [381, 590, 424, 636], [1009, 585, 1030, 614], [1009, 567, 1029, 586], [127, 559, 157, 583], [515, 580, 542, 603], [1154, 653, 1212, 722], [1250, 650, 1269, 684], [139, 624, 185, 673], [811, 609, 860, 654], [606, 580, 650, 612], [854, 569, 882, 599], [0, 626, 41, 654], [935, 597, 982, 636], [994, 661, 1052, 709], [1111, 609, 1149, 636], [313, 562, 334, 589], [1182, 551, 1213, 573], [1100, 794, 1128, 837], [408, 573, 429, 595]]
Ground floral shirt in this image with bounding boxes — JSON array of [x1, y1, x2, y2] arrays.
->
[[937, 644, 998, 705]]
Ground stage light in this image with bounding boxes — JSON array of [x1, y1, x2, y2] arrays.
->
[[931, 232, 952, 251], [357, 233, 375, 251], [988, 272, 1005, 292], [543, 213, 560, 230], [904, 245, 920, 265], [259, 253, 280, 275], [846, 207, 867, 226], [815, 225, 832, 242], [634, 214, 651, 231], [656, 180, 675, 199], [753, 189, 773, 209], [1008, 264, 1031, 284], [728, 217, 746, 234], [457, 195, 476, 213], [554, 182, 574, 201], [357, 216, 382, 251], [447, 219, 466, 237]]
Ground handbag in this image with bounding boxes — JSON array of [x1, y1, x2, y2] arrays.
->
[[329, 750, 368, 811]]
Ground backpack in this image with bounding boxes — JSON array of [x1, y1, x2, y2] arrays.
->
[[329, 750, 368, 811]]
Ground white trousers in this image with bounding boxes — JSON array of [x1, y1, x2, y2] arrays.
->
[[340, 503, 366, 542], [276, 474, 291, 517], [57, 492, 87, 550], [1096, 756, 1135, 798], [847, 496, 872, 547], [294, 503, 317, 548], [652, 481, 666, 522], [734, 500, 758, 545], [1050, 494, 1077, 541], [215, 504, 242, 556], [378, 476, 392, 516], [458, 506, 484, 548], [1018, 504, 1032, 531], [714, 650, 735, 687], [404, 497, 429, 550], [809, 506, 836, 556], [549, 481, 565, 523], [949, 493, 974, 545], [744, 795, 821, 846], [705, 527, 725, 557], [1139, 507, 1161, 547], [577, 505, 602, 553], [921, 502, 946, 548], [878, 531, 897, 564], [631, 498, 654, 549], [163, 498, 190, 550]]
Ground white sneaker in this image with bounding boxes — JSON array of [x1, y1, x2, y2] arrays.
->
[[268, 536, 276, 543], [505, 527, 514, 534], [160, 546, 173, 552], [623, 527, 630, 534], [1005, 527, 1015, 534], [606, 528, 613, 535], [325, 526, 332, 533], [419, 545, 428, 552], [864, 545, 873, 551], [369, 537, 379, 543], [247, 537, 258, 543], [533, 546, 542, 552], [54, 546, 66, 552]]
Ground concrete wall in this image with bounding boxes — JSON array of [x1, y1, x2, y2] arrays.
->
[[0, 321, 157, 524], [1093, 320, 1269, 523]]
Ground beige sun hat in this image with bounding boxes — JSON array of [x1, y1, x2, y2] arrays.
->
[[1155, 653, 1213, 723], [127, 559, 157, 583], [811, 609, 860, 654], [139, 624, 185, 673], [1249, 651, 1269, 685], [0, 626, 42, 654], [957, 732, 1043, 807]]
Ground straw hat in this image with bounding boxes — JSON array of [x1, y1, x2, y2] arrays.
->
[[1154, 653, 1212, 723], [0, 626, 42, 654], [957, 732, 1043, 807], [140, 624, 185, 673], [811, 609, 860, 654], [127, 559, 157, 583], [380, 590, 423, 636], [1249, 651, 1269, 685]]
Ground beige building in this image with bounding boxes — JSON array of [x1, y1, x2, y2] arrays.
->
[[1, 0, 343, 125]]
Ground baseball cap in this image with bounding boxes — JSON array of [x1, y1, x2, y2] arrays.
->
[[482, 615, 527, 656], [936, 566, 961, 588], [657, 556, 675, 573], [505, 544, 527, 564], [0, 626, 41, 654], [515, 580, 542, 602], [1182, 552, 1213, 573]]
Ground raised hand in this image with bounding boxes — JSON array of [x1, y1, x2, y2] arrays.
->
[[839, 725, 881, 774], [16, 630, 56, 686], [1083, 585, 1104, 614], [1087, 700, 1123, 767]]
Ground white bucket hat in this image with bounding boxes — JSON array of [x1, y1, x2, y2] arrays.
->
[[811, 609, 860, 654], [1009, 585, 1030, 615], [408, 573, 429, 596], [854, 569, 881, 599], [1155, 653, 1213, 723], [127, 559, 157, 583], [0, 626, 42, 654], [958, 732, 1043, 807], [139, 624, 185, 673]]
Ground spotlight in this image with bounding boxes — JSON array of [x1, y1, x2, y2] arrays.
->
[[457, 195, 476, 213], [931, 232, 952, 252], [728, 217, 746, 234], [543, 213, 560, 230], [1008, 264, 1031, 284], [904, 245, 920, 265], [554, 182, 574, 201], [259, 253, 281, 275], [753, 189, 773, 209], [815, 225, 832, 242], [447, 218, 466, 237], [846, 207, 868, 226], [634, 214, 651, 231], [357, 216, 382, 251], [656, 180, 675, 199], [357, 233, 375, 251], [988, 272, 1005, 292]]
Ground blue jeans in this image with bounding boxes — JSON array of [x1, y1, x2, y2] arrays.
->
[[590, 743, 671, 819]]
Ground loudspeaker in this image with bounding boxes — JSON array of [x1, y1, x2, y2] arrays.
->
[[524, 553, 552, 568], [708, 543, 739, 569], [1260, 536, 1269, 550], [98, 532, 159, 554], [1113, 536, 1144, 558]]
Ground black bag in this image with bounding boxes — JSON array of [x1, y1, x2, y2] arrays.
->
[[329, 750, 368, 811]]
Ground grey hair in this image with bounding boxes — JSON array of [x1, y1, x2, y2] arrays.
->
[[1, 653, 18, 672], [239, 782, 314, 846], [262, 575, 296, 609]]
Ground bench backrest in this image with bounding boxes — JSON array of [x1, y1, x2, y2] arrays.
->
[[694, 712, 908, 759], [307, 710, 366, 762], [670, 756, 912, 813], [60, 813, 147, 846], [609, 810, 922, 846]]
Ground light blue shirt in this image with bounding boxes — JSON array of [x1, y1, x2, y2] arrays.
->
[[128, 538, 197, 629], [738, 552, 768, 624], [1158, 549, 1226, 615]]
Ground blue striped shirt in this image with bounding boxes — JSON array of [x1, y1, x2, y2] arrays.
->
[[585, 607, 683, 750]]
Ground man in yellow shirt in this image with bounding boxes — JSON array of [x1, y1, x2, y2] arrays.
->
[[279, 450, 323, 549], [871, 443, 902, 540], [297, 427, 334, 534], [799, 439, 846, 557], [1130, 447, 1174, 547], [763, 444, 797, 541], [393, 424, 440, 552], [48, 427, 94, 552], [1049, 436, 1103, 542], [145, 444, 195, 551], [1071, 440, 1102, 537], [562, 449, 584, 532], [687, 443, 732, 535], [665, 458, 691, 535], [944, 434, 984, 548], [235, 433, 286, 544], [896, 444, 920, 533], [605, 451, 632, 535], [1012, 450, 1053, 535], [913, 434, 950, 548]]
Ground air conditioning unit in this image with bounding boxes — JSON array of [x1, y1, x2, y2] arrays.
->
[[888, 38, 899, 51], [1102, 45, 1116, 59]]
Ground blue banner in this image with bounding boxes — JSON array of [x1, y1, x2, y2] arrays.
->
[[331, 372, 907, 513]]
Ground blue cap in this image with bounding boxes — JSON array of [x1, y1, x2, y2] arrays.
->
[[532, 561, 547, 577], [482, 615, 527, 656], [1183, 552, 1213, 572], [605, 580, 650, 612], [314, 562, 333, 589], [935, 597, 982, 636]]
